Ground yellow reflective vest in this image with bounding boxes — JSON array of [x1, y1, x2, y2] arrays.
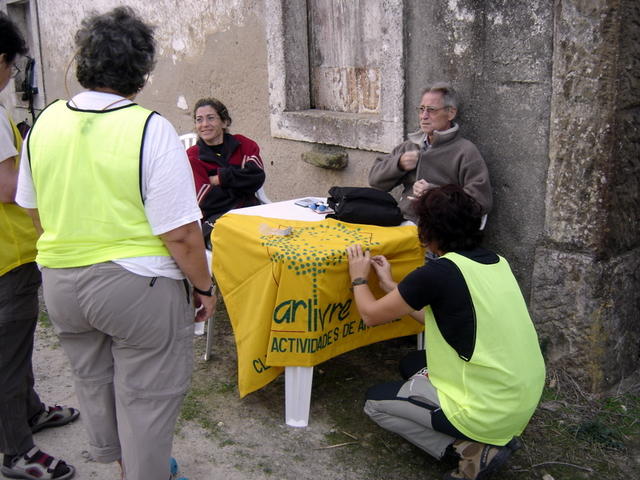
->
[[0, 112, 38, 276], [425, 252, 545, 446], [27, 100, 170, 268]]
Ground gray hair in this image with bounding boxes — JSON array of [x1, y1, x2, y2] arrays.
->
[[421, 82, 458, 109], [75, 6, 156, 96]]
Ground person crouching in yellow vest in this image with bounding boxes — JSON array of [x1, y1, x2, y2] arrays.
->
[[346, 184, 545, 480], [15, 7, 216, 480]]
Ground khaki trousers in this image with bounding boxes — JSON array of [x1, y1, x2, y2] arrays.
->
[[42, 262, 194, 480]]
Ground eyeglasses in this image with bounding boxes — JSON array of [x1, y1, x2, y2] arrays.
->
[[416, 105, 448, 116], [10, 63, 21, 79]]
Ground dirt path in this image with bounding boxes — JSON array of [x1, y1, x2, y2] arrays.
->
[[12, 313, 429, 480], [15, 308, 634, 480]]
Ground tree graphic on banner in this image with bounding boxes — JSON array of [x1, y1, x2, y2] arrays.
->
[[260, 222, 379, 303]]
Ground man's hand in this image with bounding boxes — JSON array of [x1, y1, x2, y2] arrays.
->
[[412, 179, 431, 198], [398, 151, 419, 171]]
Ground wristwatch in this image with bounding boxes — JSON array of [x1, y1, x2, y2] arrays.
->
[[351, 277, 368, 287], [193, 283, 215, 297]]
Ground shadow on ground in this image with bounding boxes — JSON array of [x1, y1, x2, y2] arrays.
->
[[27, 294, 640, 480], [183, 301, 640, 480]]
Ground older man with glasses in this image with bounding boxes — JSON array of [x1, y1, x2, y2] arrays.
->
[[369, 83, 492, 223]]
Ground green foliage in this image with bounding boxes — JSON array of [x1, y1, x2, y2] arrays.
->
[[38, 311, 52, 329]]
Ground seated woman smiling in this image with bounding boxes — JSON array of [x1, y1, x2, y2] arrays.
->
[[187, 97, 265, 246]]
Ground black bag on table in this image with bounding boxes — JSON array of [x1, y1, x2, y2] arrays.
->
[[326, 186, 404, 226]]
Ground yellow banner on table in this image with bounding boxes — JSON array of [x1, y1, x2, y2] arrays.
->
[[212, 214, 425, 397]]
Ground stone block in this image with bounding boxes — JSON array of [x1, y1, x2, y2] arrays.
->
[[301, 151, 348, 170], [531, 247, 640, 392]]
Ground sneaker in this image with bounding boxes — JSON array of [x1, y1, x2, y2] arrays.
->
[[443, 437, 521, 480], [29, 405, 80, 434], [1, 446, 75, 480]]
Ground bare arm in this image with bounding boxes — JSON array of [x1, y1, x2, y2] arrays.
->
[[347, 245, 424, 326], [352, 285, 419, 326], [0, 157, 17, 203], [371, 255, 425, 323], [26, 208, 43, 235], [160, 221, 217, 321]]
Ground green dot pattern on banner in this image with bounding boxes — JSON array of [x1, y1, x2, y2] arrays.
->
[[260, 223, 380, 298]]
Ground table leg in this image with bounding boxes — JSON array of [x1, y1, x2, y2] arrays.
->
[[203, 285, 217, 361], [203, 315, 215, 361], [285, 366, 314, 427], [416, 332, 424, 350]]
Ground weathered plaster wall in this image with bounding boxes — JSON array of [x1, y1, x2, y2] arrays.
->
[[32, 0, 375, 203], [36, 0, 266, 129]]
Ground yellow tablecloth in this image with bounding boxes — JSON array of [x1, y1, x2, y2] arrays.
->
[[212, 214, 425, 397]]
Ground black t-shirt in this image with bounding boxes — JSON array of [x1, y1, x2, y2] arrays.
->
[[397, 248, 499, 361]]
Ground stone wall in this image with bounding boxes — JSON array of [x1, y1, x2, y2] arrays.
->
[[531, 0, 640, 391], [404, 0, 553, 297]]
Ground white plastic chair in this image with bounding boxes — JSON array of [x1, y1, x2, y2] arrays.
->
[[179, 132, 197, 149], [256, 186, 271, 204], [180, 133, 214, 350], [202, 249, 216, 360], [480, 213, 488, 231]]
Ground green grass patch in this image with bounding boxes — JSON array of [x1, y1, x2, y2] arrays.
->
[[179, 302, 640, 480], [38, 311, 52, 329]]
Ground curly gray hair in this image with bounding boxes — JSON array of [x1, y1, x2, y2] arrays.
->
[[75, 6, 155, 96]]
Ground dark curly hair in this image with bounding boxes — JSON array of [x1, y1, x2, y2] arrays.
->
[[0, 12, 28, 63], [75, 6, 155, 96], [193, 97, 232, 131], [413, 184, 483, 253]]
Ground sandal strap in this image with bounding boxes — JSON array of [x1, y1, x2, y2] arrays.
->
[[25, 446, 41, 458], [2, 447, 73, 480]]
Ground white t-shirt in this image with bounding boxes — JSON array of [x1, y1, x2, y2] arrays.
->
[[0, 105, 18, 164], [16, 91, 202, 279]]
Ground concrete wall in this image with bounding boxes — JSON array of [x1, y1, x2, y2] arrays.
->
[[2, 0, 637, 392]]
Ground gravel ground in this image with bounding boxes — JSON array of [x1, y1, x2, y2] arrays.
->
[[8, 309, 435, 480]]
